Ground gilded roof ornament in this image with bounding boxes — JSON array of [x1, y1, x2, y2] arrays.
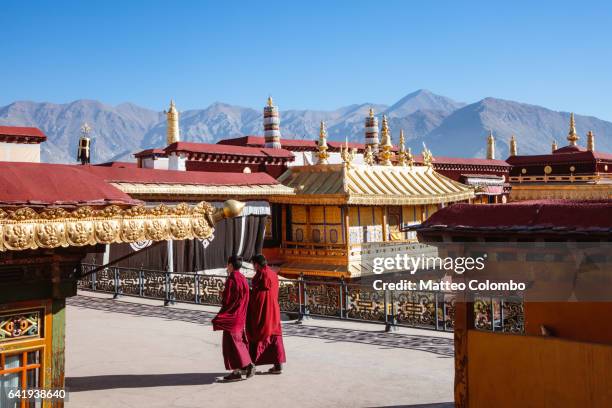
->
[[422, 142, 434, 167], [397, 129, 407, 166], [378, 115, 393, 166], [364, 145, 375, 165], [267, 96, 274, 107], [552, 139, 558, 153], [486, 130, 495, 160], [587, 130, 595, 151], [316, 121, 330, 165], [80, 122, 92, 137], [406, 147, 414, 167], [369, 107, 374, 118], [510, 134, 518, 156], [567, 113, 579, 146], [340, 137, 356, 168]]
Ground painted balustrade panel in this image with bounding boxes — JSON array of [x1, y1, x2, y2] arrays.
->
[[77, 264, 524, 333]]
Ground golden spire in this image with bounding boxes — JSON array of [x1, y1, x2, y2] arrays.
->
[[567, 113, 579, 146], [406, 147, 414, 167], [316, 121, 330, 164], [378, 115, 393, 165], [369, 107, 374, 118], [509, 134, 518, 156], [552, 139, 558, 152], [267, 96, 274, 107], [397, 129, 407, 166], [486, 130, 495, 159], [166, 99, 180, 145], [364, 145, 375, 165], [587, 130, 595, 151]]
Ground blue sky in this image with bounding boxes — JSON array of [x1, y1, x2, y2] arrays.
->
[[2, 0, 611, 120]]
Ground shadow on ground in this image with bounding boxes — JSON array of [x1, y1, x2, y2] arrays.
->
[[66, 372, 224, 392], [68, 295, 454, 357]]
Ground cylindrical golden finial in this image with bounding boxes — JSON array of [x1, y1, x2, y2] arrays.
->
[[369, 107, 374, 118], [267, 96, 274, 107], [509, 135, 518, 156], [486, 130, 495, 160], [317, 121, 329, 165], [567, 113, 579, 146], [587, 130, 595, 151], [552, 139, 558, 153]]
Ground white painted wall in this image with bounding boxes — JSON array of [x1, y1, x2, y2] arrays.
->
[[0, 142, 41, 162]]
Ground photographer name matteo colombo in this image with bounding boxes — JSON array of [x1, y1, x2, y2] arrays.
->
[[372, 279, 526, 291]]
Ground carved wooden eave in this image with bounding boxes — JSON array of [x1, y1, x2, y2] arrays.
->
[[0, 200, 244, 252]]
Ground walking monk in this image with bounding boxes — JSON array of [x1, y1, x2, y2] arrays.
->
[[212, 255, 255, 381], [247, 254, 287, 374]]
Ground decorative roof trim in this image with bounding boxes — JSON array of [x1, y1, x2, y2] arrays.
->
[[0, 201, 241, 252], [111, 182, 295, 197]]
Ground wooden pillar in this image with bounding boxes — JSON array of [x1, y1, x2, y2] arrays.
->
[[343, 206, 350, 247], [281, 205, 287, 243], [50, 298, 66, 408], [382, 206, 388, 241], [306, 206, 311, 243], [454, 274, 474, 408]]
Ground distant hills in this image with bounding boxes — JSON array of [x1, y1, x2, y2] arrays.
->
[[1, 89, 610, 164]]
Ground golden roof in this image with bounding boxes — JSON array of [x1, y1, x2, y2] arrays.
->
[[272, 163, 474, 205]]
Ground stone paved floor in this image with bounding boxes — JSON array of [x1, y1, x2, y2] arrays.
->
[[65, 293, 454, 408]]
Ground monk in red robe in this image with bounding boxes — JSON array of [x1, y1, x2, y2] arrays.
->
[[247, 254, 286, 374], [212, 255, 255, 381]]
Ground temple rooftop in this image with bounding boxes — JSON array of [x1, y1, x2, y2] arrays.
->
[[272, 163, 474, 205]]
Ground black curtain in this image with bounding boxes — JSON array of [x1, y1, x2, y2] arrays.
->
[[86, 214, 267, 272]]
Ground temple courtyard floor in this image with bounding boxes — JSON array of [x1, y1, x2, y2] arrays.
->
[[65, 292, 454, 408]]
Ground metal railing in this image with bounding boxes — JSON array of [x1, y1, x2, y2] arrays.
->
[[77, 264, 523, 333]]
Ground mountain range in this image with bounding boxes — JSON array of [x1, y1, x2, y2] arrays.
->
[[1, 89, 610, 164]]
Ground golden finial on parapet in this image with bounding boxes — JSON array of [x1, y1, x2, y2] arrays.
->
[[364, 145, 375, 165], [369, 107, 374, 118], [587, 130, 595, 151], [406, 147, 414, 167], [340, 137, 356, 168], [378, 115, 393, 166], [567, 113, 579, 146], [316, 121, 330, 164], [267, 96, 274, 107], [509, 134, 518, 156], [552, 139, 558, 152], [397, 129, 407, 166], [486, 130, 495, 159], [422, 142, 434, 167]]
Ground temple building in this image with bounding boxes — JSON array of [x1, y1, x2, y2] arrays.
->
[[0, 160, 243, 405], [507, 113, 612, 200], [269, 122, 475, 278], [417, 200, 612, 408]]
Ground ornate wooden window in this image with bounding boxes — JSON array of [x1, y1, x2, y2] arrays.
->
[[0, 303, 51, 408], [0, 349, 42, 408]]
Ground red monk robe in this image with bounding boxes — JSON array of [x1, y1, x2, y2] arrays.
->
[[212, 269, 252, 371], [247, 265, 286, 367]]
